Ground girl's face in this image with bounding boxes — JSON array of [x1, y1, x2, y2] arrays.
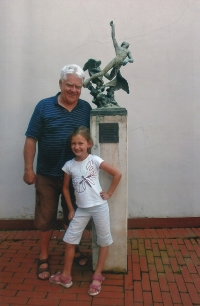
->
[[71, 134, 92, 161]]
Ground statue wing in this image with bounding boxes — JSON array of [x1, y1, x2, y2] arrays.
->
[[83, 59, 103, 84], [104, 71, 129, 94], [83, 59, 101, 75]]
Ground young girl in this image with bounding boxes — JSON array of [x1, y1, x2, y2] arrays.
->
[[50, 126, 122, 296]]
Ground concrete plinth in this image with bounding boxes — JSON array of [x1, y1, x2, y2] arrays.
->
[[90, 108, 128, 273]]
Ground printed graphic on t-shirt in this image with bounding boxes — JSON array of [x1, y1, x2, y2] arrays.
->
[[73, 160, 96, 193]]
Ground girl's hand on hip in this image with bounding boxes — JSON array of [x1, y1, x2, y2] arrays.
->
[[100, 191, 111, 200]]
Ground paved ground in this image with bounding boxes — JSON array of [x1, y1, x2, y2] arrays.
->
[[0, 228, 200, 305]]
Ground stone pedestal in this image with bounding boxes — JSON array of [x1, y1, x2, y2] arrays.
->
[[90, 108, 128, 273]]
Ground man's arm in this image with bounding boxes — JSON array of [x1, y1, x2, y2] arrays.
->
[[23, 137, 37, 185], [62, 173, 75, 220]]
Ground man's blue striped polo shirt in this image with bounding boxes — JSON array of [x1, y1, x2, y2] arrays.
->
[[25, 92, 92, 177]]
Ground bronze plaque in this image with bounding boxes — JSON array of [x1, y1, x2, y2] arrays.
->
[[99, 123, 119, 143]]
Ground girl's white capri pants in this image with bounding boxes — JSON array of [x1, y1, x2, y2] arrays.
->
[[63, 202, 113, 247]]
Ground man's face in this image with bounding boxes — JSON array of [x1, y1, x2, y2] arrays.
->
[[59, 74, 82, 105]]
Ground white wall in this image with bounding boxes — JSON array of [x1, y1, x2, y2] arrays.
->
[[0, 0, 200, 219]]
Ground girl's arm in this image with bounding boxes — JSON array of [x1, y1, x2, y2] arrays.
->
[[99, 161, 122, 200], [62, 173, 75, 220]]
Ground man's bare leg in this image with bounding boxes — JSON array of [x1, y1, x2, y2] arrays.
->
[[38, 230, 52, 279]]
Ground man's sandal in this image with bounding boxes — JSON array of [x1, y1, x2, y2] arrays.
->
[[49, 272, 73, 288], [88, 275, 105, 296], [37, 258, 50, 280], [74, 247, 88, 266]]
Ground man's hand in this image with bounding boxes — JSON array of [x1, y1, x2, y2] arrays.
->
[[23, 170, 36, 185]]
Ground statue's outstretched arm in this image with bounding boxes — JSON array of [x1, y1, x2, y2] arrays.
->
[[110, 21, 118, 51]]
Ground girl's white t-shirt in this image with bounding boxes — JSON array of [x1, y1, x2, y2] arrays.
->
[[62, 154, 106, 208]]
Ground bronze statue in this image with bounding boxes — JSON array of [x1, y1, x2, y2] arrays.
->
[[83, 21, 133, 107]]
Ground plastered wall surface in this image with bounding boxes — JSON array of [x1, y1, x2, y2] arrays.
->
[[0, 0, 200, 219]]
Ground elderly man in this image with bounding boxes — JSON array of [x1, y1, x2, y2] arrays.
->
[[23, 64, 92, 280]]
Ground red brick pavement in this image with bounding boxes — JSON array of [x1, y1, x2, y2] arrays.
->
[[0, 228, 200, 305]]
